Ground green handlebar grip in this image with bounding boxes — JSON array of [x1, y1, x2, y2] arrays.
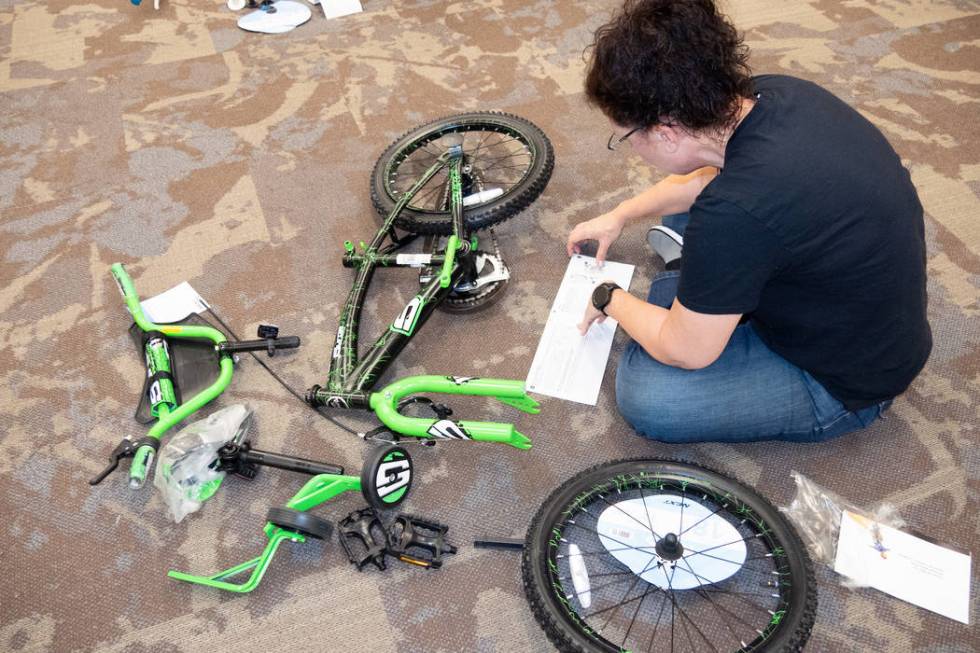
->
[[438, 235, 461, 288], [111, 263, 155, 331], [129, 444, 155, 489]]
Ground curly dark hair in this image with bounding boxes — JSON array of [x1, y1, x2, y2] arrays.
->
[[585, 0, 753, 132]]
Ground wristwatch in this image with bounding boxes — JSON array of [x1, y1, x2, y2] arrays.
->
[[591, 282, 621, 316]]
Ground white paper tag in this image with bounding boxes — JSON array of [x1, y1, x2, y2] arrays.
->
[[834, 510, 971, 624], [525, 255, 634, 405], [321, 0, 362, 19], [395, 253, 432, 267], [139, 282, 210, 324]]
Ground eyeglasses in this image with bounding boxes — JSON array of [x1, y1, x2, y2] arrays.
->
[[607, 126, 643, 151]]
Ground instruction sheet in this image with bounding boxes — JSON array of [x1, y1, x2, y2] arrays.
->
[[834, 510, 971, 624], [139, 282, 209, 324], [316, 0, 363, 19], [526, 255, 635, 405]]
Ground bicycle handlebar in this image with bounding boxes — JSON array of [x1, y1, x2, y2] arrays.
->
[[98, 264, 235, 488]]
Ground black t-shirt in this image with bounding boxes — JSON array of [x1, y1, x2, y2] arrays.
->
[[678, 75, 931, 411]]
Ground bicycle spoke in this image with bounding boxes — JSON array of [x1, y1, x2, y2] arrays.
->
[[681, 546, 775, 568], [669, 566, 676, 652], [679, 485, 686, 535], [677, 557, 759, 644], [558, 569, 635, 584], [683, 532, 767, 560], [473, 151, 532, 167], [677, 499, 729, 538], [646, 587, 670, 653], [695, 584, 780, 617], [560, 544, 655, 559], [621, 580, 656, 648], [468, 135, 521, 155], [565, 564, 669, 599], [562, 518, 659, 558], [475, 163, 533, 173], [700, 585, 783, 602], [664, 565, 720, 653], [596, 492, 665, 542], [470, 129, 493, 155], [419, 143, 444, 158], [412, 182, 448, 207], [587, 547, 664, 626], [469, 179, 528, 186]]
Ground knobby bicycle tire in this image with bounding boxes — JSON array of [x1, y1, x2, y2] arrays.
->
[[522, 459, 816, 653], [370, 112, 554, 235]]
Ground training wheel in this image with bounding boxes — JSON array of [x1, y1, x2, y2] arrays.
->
[[266, 507, 333, 539], [361, 445, 413, 510]]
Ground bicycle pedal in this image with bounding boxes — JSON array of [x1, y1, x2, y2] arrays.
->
[[386, 514, 457, 569], [338, 508, 388, 571]]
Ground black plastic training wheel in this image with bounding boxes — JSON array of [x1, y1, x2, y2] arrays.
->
[[266, 507, 334, 540], [522, 459, 816, 653], [370, 112, 554, 235]]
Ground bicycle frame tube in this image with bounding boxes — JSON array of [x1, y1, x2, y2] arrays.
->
[[326, 152, 468, 394]]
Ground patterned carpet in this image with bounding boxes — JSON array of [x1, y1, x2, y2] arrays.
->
[[1, 1, 978, 651]]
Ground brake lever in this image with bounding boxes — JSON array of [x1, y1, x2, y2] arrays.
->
[[89, 439, 137, 485]]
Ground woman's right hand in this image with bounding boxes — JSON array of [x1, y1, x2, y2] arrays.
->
[[566, 209, 627, 266]]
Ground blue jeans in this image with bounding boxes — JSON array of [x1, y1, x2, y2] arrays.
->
[[615, 214, 891, 444]]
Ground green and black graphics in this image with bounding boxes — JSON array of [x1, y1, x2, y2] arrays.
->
[[306, 112, 554, 448], [522, 459, 816, 653]]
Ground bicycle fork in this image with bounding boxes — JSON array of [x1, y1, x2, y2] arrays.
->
[[308, 375, 539, 449]]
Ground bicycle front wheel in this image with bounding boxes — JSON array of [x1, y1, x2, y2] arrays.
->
[[522, 459, 816, 653], [370, 112, 554, 235]]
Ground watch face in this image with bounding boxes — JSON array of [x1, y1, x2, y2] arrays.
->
[[592, 284, 611, 312]]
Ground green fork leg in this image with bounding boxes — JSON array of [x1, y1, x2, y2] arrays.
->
[[369, 375, 540, 449]]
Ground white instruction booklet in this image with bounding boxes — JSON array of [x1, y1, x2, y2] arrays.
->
[[314, 0, 362, 19], [834, 510, 971, 624], [139, 282, 210, 324], [526, 255, 635, 405]]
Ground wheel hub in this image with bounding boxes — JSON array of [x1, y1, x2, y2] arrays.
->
[[595, 494, 748, 589], [655, 532, 684, 561]]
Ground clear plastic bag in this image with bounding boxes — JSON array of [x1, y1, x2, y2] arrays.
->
[[153, 404, 253, 523], [780, 471, 905, 587]]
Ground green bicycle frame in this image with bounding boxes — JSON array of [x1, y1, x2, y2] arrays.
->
[[308, 145, 540, 448]]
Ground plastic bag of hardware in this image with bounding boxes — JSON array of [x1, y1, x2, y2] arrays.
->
[[780, 471, 905, 587], [153, 404, 253, 523]]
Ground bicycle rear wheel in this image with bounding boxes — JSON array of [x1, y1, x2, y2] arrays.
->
[[522, 459, 816, 653], [370, 112, 554, 235]]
